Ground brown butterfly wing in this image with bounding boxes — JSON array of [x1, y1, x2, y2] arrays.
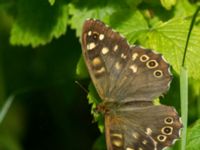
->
[[81, 19, 130, 100], [81, 19, 172, 102], [81, 19, 182, 150], [105, 103, 182, 150]]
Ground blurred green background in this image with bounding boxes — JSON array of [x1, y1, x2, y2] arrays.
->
[[1, 0, 200, 150], [0, 2, 100, 150]]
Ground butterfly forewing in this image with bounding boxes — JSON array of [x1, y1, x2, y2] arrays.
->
[[82, 19, 172, 102], [109, 46, 172, 102], [82, 19, 131, 100], [81, 19, 182, 150]]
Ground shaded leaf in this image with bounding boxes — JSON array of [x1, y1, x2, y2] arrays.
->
[[0, 134, 21, 150], [92, 135, 106, 150], [110, 10, 149, 44], [76, 55, 89, 79], [124, 0, 143, 8], [10, 0, 68, 47], [88, 83, 104, 133]]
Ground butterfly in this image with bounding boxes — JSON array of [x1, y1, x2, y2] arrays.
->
[[81, 19, 182, 150]]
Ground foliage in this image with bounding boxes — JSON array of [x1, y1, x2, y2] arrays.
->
[[187, 119, 200, 150], [0, 0, 200, 150]]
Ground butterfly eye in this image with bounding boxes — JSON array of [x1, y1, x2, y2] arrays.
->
[[164, 117, 174, 124], [92, 32, 99, 40], [87, 31, 100, 41], [154, 70, 163, 78], [161, 126, 173, 135], [146, 60, 159, 69], [140, 55, 149, 62], [157, 135, 167, 142]]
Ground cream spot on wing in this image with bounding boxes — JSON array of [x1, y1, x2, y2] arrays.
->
[[139, 148, 143, 150], [145, 128, 152, 135], [92, 57, 101, 66], [142, 140, 147, 145], [115, 62, 121, 70], [129, 64, 138, 73], [112, 133, 123, 139], [99, 34, 104, 40], [132, 53, 138, 61], [126, 147, 134, 150], [102, 47, 109, 55], [121, 53, 127, 59], [132, 132, 139, 139], [113, 45, 118, 52], [96, 67, 105, 74], [88, 31, 92, 36], [112, 139, 123, 147], [87, 42, 96, 50]]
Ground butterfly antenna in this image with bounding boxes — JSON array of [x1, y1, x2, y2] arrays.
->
[[75, 81, 89, 94]]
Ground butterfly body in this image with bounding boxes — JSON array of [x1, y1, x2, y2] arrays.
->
[[81, 19, 182, 150]]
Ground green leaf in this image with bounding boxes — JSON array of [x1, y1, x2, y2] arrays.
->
[[160, 0, 176, 10], [87, 83, 104, 133], [76, 55, 89, 79], [185, 78, 200, 125], [124, 0, 143, 8], [68, 0, 143, 37], [174, 0, 196, 17], [48, 0, 55, 6], [68, 2, 116, 37], [0, 134, 21, 150], [110, 10, 149, 44], [187, 119, 200, 150], [10, 0, 68, 47], [141, 17, 200, 80], [92, 135, 106, 150], [189, 79, 200, 118]]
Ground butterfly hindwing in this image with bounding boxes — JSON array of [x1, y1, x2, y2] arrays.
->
[[105, 103, 182, 150]]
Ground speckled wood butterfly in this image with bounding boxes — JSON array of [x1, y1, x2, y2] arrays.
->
[[81, 19, 183, 150]]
